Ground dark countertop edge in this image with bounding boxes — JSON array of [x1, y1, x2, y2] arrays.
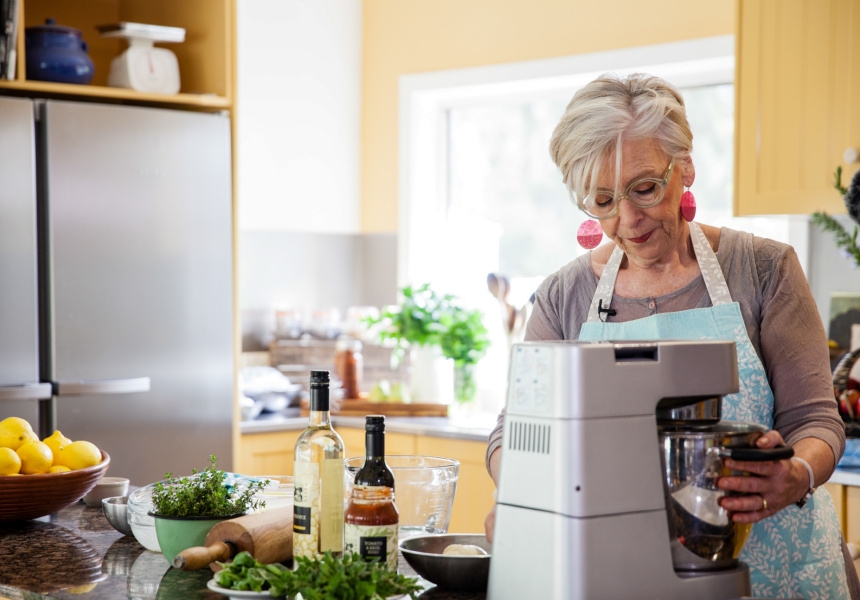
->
[[240, 414, 494, 443]]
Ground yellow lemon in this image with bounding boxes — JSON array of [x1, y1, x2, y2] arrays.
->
[[66, 583, 98, 594], [43, 430, 73, 464], [59, 440, 102, 470], [16, 441, 53, 474], [49, 465, 71, 473], [0, 447, 21, 475], [0, 417, 38, 450]]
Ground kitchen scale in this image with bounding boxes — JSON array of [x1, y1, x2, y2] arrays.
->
[[98, 22, 185, 95], [487, 339, 754, 599]]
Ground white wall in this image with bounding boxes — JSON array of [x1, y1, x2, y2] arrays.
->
[[236, 0, 362, 233]]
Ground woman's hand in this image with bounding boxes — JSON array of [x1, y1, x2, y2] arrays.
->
[[484, 504, 496, 543], [717, 430, 809, 523]]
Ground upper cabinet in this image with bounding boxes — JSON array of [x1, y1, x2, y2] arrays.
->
[[0, 0, 233, 110], [735, 0, 860, 215]]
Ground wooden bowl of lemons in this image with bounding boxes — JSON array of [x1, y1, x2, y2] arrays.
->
[[0, 417, 111, 522]]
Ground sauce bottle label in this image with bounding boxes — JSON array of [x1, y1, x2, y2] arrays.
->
[[293, 461, 320, 558], [344, 523, 398, 571]]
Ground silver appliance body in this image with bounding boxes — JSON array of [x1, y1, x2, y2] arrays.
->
[[486, 340, 750, 600], [0, 97, 234, 485]]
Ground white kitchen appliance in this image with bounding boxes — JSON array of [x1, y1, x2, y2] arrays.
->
[[487, 340, 751, 599], [98, 22, 185, 94]]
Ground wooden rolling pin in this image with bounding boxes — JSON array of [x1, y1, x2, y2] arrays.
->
[[172, 506, 293, 571]]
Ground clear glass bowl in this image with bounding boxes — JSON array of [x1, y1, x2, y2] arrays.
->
[[344, 455, 459, 538], [127, 484, 160, 552]]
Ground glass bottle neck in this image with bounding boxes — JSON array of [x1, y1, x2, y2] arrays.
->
[[365, 431, 384, 459], [309, 409, 332, 426], [309, 384, 331, 424]]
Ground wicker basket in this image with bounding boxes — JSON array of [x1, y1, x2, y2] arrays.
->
[[0, 451, 111, 522]]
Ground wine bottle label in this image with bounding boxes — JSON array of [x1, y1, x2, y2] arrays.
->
[[319, 457, 344, 553], [344, 523, 398, 571], [293, 461, 320, 558]]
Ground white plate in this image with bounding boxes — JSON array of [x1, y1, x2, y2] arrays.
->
[[206, 578, 285, 599]]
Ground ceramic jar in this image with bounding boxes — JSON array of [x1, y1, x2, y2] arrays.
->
[[25, 18, 94, 84]]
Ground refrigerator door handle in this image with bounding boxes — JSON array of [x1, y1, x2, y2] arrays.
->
[[55, 377, 151, 396], [0, 383, 53, 401]]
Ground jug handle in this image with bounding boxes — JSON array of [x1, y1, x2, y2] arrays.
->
[[720, 446, 794, 462]]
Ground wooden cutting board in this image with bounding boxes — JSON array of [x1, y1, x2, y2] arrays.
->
[[300, 397, 448, 417]]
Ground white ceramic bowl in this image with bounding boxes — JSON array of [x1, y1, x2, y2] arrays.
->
[[83, 476, 130, 507]]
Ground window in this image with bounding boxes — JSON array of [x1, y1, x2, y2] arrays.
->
[[399, 36, 800, 418]]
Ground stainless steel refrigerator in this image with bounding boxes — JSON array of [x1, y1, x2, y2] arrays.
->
[[0, 97, 234, 485]]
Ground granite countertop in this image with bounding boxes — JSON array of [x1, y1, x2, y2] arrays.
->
[[241, 414, 496, 443], [0, 502, 485, 600]]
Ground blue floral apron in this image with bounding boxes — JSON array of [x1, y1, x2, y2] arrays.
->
[[579, 222, 848, 599]]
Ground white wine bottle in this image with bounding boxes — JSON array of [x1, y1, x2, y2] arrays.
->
[[293, 370, 344, 559]]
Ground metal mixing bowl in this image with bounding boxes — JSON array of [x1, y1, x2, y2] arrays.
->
[[399, 533, 491, 591], [102, 496, 133, 536]]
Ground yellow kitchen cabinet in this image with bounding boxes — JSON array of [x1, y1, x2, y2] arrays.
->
[[237, 427, 417, 477], [0, 0, 233, 110], [236, 430, 302, 477], [415, 436, 494, 535], [238, 427, 493, 534], [824, 482, 847, 538], [338, 427, 417, 460], [735, 0, 860, 215], [846, 484, 860, 543]]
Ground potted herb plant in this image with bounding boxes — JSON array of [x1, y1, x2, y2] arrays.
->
[[149, 455, 267, 564], [368, 283, 489, 406]]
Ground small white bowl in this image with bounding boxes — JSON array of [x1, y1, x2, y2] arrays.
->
[[83, 476, 130, 507]]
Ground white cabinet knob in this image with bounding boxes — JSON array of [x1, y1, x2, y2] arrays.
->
[[844, 147, 859, 164]]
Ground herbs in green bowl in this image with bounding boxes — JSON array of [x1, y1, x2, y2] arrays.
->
[[151, 455, 267, 517], [213, 551, 422, 599]]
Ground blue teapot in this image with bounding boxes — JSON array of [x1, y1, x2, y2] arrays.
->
[[26, 18, 94, 85]]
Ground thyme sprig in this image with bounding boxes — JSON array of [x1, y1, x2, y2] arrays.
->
[[151, 455, 267, 517]]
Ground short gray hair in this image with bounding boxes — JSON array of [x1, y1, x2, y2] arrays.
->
[[549, 73, 693, 207]]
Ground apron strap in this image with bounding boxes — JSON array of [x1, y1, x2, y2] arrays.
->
[[586, 222, 732, 323], [689, 221, 732, 306]]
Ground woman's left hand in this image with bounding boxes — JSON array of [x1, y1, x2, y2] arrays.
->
[[717, 430, 807, 523]]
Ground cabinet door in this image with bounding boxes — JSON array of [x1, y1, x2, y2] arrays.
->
[[823, 482, 846, 538], [338, 427, 416, 460], [237, 431, 303, 476], [735, 0, 860, 215]]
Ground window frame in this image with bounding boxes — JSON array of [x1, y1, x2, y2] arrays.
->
[[398, 35, 736, 288]]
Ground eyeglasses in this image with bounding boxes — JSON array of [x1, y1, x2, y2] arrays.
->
[[576, 157, 675, 220]]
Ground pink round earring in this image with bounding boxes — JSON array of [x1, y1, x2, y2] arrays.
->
[[577, 219, 603, 250], [681, 189, 696, 222]]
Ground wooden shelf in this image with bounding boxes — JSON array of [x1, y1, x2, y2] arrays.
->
[[0, 79, 229, 110], [1, 0, 233, 110]]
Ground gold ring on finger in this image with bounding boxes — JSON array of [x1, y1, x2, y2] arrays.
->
[[761, 497, 768, 511]]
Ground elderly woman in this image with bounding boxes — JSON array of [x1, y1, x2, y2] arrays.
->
[[485, 73, 858, 598]]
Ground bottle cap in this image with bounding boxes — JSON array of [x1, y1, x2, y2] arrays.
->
[[365, 414, 385, 432], [310, 370, 330, 386]]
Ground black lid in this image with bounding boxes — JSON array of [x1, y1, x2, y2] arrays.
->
[[310, 370, 330, 386], [365, 415, 385, 432]]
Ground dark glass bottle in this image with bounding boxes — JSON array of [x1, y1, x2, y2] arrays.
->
[[344, 415, 398, 570]]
